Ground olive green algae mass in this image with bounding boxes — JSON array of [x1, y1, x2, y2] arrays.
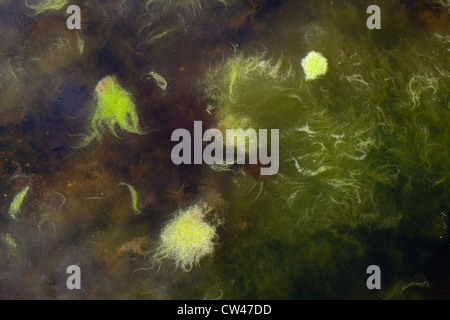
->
[[80, 76, 145, 146], [202, 53, 299, 130], [200, 2, 449, 297]]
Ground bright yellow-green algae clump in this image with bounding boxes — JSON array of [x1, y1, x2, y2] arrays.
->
[[83, 76, 145, 145], [9, 186, 30, 221], [301, 51, 328, 80], [153, 204, 216, 272], [26, 0, 69, 14]]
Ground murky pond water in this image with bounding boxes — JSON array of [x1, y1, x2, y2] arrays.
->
[[0, 0, 449, 299]]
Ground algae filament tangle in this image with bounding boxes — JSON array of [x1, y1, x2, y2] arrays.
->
[[301, 51, 328, 80], [119, 182, 142, 215], [80, 76, 145, 146], [153, 204, 216, 272], [25, 0, 69, 14]]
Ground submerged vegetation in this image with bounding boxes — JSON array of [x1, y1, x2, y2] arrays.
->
[[9, 187, 31, 221], [0, 0, 448, 299], [79, 76, 146, 146], [200, 0, 449, 298], [119, 182, 142, 215], [142, 71, 168, 91], [138, 0, 241, 44], [25, 0, 69, 14], [153, 204, 217, 272], [202, 52, 298, 130]]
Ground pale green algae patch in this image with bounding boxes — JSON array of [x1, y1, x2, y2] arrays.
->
[[80, 76, 145, 146], [202, 52, 298, 130], [25, 0, 69, 14], [1, 233, 25, 263], [200, 1, 449, 298], [153, 204, 217, 272]]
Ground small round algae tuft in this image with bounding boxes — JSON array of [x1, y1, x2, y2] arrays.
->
[[153, 204, 216, 272], [301, 51, 328, 80]]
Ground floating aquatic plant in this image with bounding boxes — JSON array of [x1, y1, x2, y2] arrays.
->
[[9, 186, 30, 221], [301, 51, 328, 80], [81, 76, 145, 146], [153, 204, 216, 271]]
